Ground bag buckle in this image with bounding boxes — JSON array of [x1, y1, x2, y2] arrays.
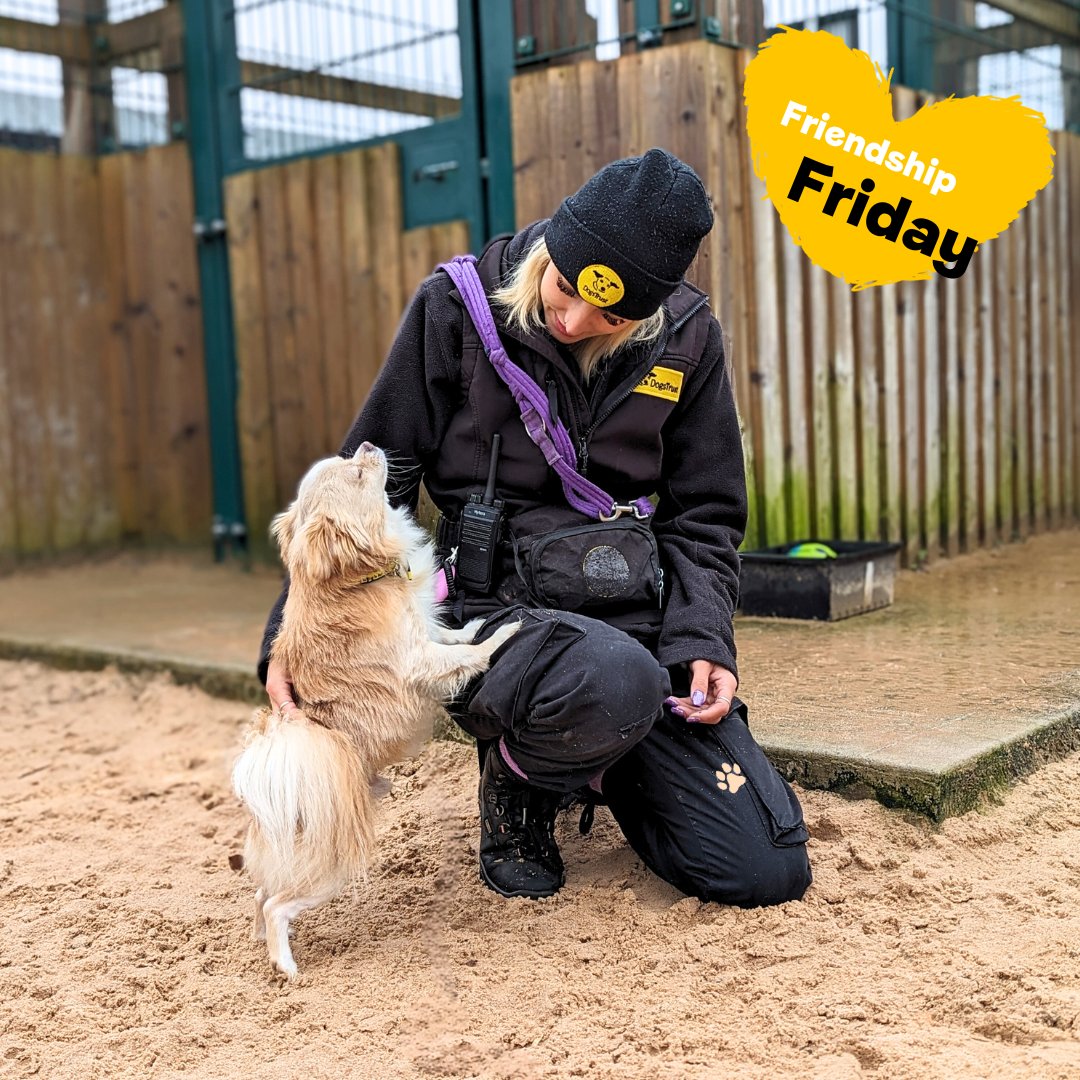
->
[[599, 502, 649, 522]]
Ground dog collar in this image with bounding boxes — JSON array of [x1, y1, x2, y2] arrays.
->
[[351, 559, 412, 585]]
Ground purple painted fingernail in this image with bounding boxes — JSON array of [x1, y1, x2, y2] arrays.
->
[[686, 716, 700, 724], [664, 696, 680, 707], [691, 690, 706, 707], [671, 706, 686, 717]]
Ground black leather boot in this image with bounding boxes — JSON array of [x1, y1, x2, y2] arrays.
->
[[478, 743, 565, 899]]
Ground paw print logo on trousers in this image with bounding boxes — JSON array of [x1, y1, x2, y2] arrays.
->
[[715, 762, 746, 794]]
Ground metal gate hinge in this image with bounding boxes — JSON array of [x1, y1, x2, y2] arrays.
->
[[212, 515, 248, 562], [193, 218, 228, 241]]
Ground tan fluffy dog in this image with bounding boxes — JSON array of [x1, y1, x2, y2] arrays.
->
[[232, 442, 519, 977]]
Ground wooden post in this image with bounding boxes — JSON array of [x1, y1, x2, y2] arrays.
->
[[1065, 47, 1080, 134], [729, 0, 765, 49], [932, 0, 980, 98], [513, 0, 598, 65], [60, 0, 114, 154], [162, 0, 188, 140]]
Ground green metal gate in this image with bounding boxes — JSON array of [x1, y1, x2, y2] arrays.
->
[[179, 0, 515, 555]]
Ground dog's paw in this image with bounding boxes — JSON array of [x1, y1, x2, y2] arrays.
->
[[461, 617, 486, 643], [271, 955, 299, 979], [272, 963, 298, 989], [486, 620, 523, 652]]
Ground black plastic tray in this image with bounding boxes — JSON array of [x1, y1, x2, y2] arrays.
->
[[738, 540, 902, 620]]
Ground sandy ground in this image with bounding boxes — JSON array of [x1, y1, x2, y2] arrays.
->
[[2, 659, 1079, 1080]]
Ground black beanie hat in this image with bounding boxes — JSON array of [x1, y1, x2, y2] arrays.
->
[[544, 148, 713, 320]]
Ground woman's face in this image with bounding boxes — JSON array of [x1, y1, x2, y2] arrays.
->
[[539, 260, 631, 344]]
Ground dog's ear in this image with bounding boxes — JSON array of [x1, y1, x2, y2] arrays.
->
[[300, 513, 370, 581], [270, 506, 298, 559]]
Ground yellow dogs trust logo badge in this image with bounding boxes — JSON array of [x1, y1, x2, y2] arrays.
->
[[576, 264, 625, 307], [633, 365, 684, 403]]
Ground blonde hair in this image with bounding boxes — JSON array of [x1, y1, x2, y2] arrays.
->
[[491, 237, 665, 381]]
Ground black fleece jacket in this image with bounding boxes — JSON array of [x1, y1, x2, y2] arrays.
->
[[258, 222, 747, 685]]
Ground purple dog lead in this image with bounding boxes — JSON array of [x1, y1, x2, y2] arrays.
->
[[438, 255, 653, 523]]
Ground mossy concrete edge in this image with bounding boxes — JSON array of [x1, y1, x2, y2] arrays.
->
[[5, 635, 1076, 814], [0, 637, 267, 705], [764, 705, 1080, 820], [0, 636, 474, 743]]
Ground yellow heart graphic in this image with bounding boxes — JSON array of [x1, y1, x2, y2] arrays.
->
[[743, 28, 1055, 288]]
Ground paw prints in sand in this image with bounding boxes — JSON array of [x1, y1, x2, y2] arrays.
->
[[715, 762, 746, 794]]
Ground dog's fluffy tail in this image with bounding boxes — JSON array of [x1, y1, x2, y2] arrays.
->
[[232, 708, 374, 898]]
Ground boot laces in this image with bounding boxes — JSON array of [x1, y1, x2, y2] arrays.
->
[[557, 789, 600, 836], [488, 781, 558, 862]]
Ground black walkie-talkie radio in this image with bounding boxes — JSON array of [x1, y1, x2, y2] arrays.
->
[[454, 434, 505, 593]]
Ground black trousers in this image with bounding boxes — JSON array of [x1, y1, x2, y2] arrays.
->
[[452, 606, 812, 908]]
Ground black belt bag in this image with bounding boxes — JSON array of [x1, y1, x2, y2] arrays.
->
[[508, 507, 662, 611]]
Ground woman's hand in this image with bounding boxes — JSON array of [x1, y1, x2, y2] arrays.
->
[[266, 659, 297, 715], [665, 661, 737, 725]]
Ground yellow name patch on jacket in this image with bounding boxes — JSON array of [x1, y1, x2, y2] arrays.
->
[[633, 365, 684, 403]]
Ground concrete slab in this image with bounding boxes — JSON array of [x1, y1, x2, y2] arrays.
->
[[0, 553, 276, 704], [738, 529, 1080, 816], [0, 532, 1077, 817]]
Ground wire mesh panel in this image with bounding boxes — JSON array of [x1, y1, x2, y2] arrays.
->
[[0, 0, 174, 150], [512, 0, 713, 65], [761, 0, 1076, 131], [105, 0, 172, 149], [106, 0, 165, 20], [0, 0, 57, 19], [973, 2, 1068, 131], [0, 0, 61, 148], [232, 0, 462, 161], [509, 1, 1078, 133], [110, 66, 168, 147], [979, 47, 1066, 131], [0, 46, 62, 148], [764, 0, 890, 67]]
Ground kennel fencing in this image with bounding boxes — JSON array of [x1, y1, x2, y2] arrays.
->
[[0, 0, 1077, 561]]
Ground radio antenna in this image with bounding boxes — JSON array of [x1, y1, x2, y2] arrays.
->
[[483, 434, 501, 505]]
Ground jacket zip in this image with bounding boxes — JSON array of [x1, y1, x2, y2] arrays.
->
[[564, 381, 587, 470], [581, 295, 710, 460], [545, 377, 560, 428], [547, 375, 589, 472]]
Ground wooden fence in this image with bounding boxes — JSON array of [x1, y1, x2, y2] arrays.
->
[[224, 142, 468, 550], [512, 41, 1079, 563], [0, 139, 468, 561], [3, 41, 1076, 566], [0, 142, 211, 561]]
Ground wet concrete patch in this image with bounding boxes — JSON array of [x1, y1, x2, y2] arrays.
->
[[740, 529, 1080, 816]]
